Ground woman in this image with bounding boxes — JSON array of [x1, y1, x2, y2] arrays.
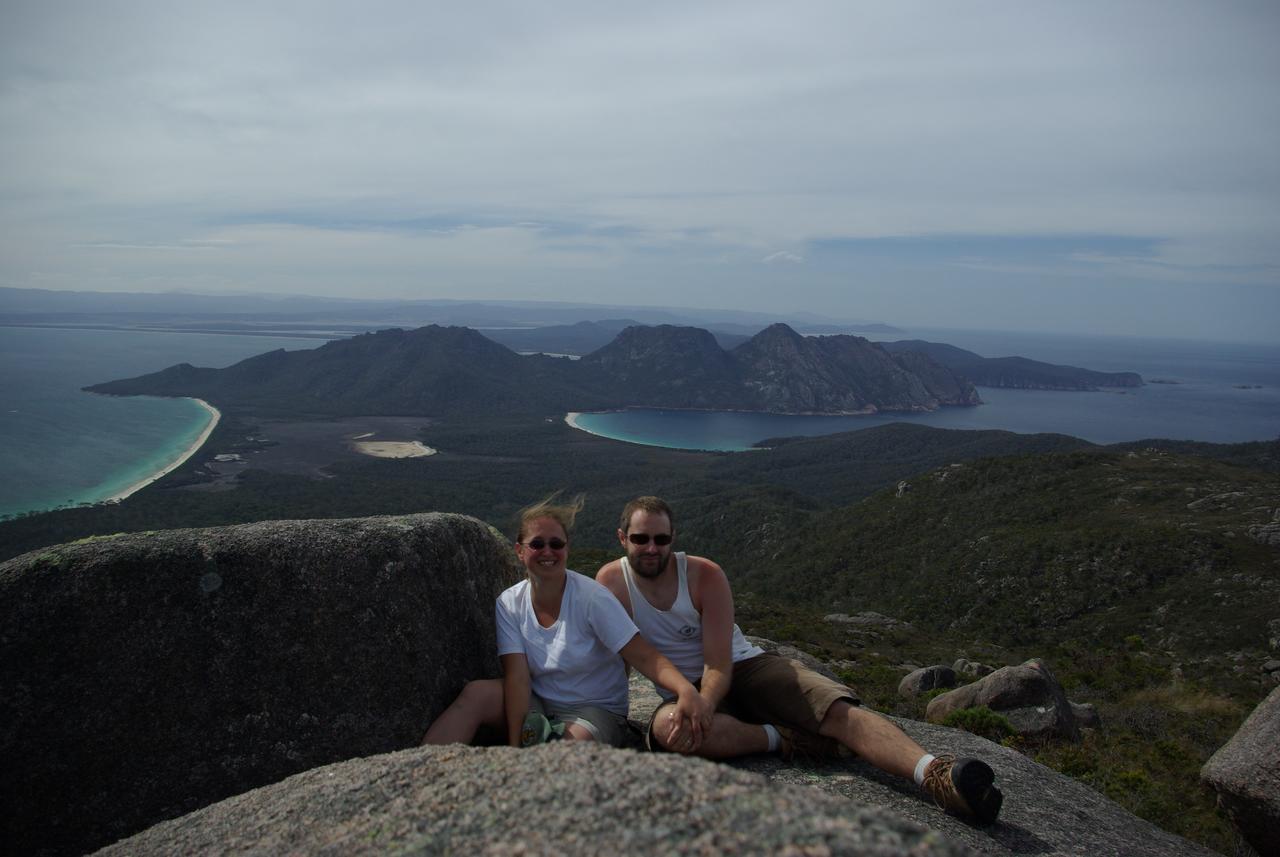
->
[[423, 495, 711, 747]]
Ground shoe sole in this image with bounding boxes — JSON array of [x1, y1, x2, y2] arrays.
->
[[952, 758, 1004, 825]]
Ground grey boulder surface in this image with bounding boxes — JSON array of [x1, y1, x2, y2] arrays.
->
[[0, 513, 518, 857], [1201, 684, 1280, 856], [628, 671, 1220, 857], [926, 659, 1081, 742], [96, 743, 976, 857]]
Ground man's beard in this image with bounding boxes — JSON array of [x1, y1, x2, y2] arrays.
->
[[630, 548, 670, 578]]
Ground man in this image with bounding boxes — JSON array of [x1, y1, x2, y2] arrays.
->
[[596, 496, 1004, 825]]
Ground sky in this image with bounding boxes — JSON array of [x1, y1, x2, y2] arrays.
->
[[2, 1, 1278, 341]]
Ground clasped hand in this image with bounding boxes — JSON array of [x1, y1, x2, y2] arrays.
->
[[666, 689, 715, 752]]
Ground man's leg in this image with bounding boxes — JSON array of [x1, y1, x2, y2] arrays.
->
[[817, 699, 1003, 823], [817, 700, 925, 780], [649, 701, 772, 758], [421, 678, 504, 745], [730, 654, 1004, 823]]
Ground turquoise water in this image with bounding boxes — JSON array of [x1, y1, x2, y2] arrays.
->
[[571, 330, 1280, 450], [0, 327, 324, 518]]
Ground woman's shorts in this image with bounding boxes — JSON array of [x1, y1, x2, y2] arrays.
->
[[530, 693, 631, 747]]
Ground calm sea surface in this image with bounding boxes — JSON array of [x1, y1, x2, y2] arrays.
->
[[571, 328, 1280, 451], [0, 327, 322, 518]]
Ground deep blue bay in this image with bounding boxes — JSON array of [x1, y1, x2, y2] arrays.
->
[[570, 329, 1280, 451], [0, 327, 322, 518]]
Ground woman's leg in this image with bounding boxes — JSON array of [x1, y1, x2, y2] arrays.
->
[[561, 722, 596, 742], [421, 679, 505, 745]]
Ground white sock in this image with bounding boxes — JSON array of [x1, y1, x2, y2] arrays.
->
[[913, 753, 936, 787], [763, 724, 781, 752]]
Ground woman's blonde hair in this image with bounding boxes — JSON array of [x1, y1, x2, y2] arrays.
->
[[515, 492, 586, 542]]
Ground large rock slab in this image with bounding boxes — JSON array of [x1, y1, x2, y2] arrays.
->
[[1201, 684, 1280, 856], [0, 513, 518, 857], [925, 659, 1080, 742], [624, 672, 1216, 857], [98, 743, 975, 856]]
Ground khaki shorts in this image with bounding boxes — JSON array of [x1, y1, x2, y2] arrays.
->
[[531, 694, 631, 747], [645, 652, 858, 751]]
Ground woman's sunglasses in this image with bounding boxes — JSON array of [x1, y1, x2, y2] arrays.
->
[[627, 533, 673, 546], [523, 537, 567, 551]]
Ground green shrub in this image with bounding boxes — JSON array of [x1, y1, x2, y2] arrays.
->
[[940, 706, 1015, 741]]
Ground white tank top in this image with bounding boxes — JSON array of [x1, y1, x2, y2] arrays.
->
[[621, 552, 763, 690]]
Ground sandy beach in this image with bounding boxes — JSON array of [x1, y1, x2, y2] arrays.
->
[[352, 440, 437, 459], [104, 399, 221, 503], [563, 411, 602, 437]]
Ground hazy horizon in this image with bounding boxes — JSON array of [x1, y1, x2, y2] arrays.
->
[[3, 2, 1278, 342]]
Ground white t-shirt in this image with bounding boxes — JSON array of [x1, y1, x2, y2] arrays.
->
[[495, 570, 639, 715]]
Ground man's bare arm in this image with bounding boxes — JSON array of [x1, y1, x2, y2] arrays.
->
[[692, 558, 736, 707], [595, 561, 633, 617]]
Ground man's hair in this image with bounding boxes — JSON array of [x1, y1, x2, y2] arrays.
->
[[619, 495, 674, 533], [515, 492, 585, 542]]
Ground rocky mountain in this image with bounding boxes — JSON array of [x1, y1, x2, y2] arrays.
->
[[87, 322, 978, 417], [480, 318, 751, 355], [578, 324, 746, 408], [880, 340, 1143, 390], [732, 324, 979, 413]]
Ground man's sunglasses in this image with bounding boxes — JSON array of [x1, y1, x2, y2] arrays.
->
[[523, 538, 566, 551], [627, 533, 673, 546]]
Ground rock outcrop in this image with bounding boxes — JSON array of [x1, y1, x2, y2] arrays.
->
[[99, 662, 1223, 857], [0, 513, 519, 856], [626, 672, 1216, 857], [1201, 684, 1280, 856], [899, 665, 959, 698], [953, 658, 996, 678], [98, 743, 973, 857], [0, 519, 1223, 857], [925, 659, 1081, 742]]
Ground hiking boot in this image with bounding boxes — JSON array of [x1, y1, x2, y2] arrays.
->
[[922, 754, 1003, 824], [776, 726, 846, 762], [520, 711, 565, 747]]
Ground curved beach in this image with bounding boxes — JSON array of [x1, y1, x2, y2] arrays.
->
[[104, 399, 221, 503]]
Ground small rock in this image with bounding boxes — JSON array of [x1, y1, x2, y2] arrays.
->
[[744, 636, 844, 683], [1070, 701, 1102, 730], [953, 657, 996, 678], [1248, 518, 1280, 547], [823, 611, 912, 630], [926, 658, 1080, 742], [899, 666, 958, 698]]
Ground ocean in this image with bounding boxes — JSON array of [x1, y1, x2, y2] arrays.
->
[[1, 325, 1276, 518], [0, 327, 323, 519], [570, 328, 1280, 451]]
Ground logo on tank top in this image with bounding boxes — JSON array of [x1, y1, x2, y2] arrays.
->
[[678, 625, 697, 638]]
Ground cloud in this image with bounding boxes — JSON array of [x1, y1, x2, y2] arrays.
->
[[1, 1, 1277, 339]]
